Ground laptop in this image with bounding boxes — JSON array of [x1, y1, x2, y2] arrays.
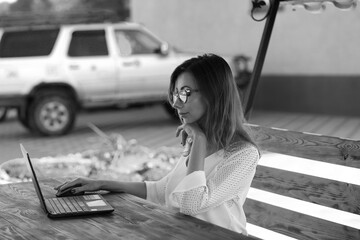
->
[[20, 143, 114, 218]]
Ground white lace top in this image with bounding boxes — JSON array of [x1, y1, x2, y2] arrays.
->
[[145, 143, 260, 235]]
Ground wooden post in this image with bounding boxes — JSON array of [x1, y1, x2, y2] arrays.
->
[[244, 0, 280, 120]]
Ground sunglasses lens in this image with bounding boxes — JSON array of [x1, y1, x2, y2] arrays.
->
[[179, 95, 187, 103], [179, 91, 188, 103], [172, 89, 192, 104]]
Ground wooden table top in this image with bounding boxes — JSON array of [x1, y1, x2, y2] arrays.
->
[[0, 178, 253, 240]]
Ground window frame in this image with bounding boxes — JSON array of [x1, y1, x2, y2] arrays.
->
[[114, 28, 162, 56], [0, 28, 60, 58], [67, 29, 109, 57]]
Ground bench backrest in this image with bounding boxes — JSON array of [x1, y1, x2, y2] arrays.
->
[[244, 124, 360, 240]]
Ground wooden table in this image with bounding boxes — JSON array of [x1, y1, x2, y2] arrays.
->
[[0, 178, 253, 240]]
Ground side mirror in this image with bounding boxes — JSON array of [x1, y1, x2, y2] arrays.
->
[[155, 42, 169, 56], [161, 42, 169, 55]]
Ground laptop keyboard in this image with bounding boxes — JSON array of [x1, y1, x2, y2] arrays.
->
[[46, 196, 90, 214]]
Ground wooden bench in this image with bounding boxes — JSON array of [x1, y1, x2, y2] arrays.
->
[[244, 124, 360, 240]]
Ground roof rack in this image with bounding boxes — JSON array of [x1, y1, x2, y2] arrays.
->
[[0, 9, 127, 28]]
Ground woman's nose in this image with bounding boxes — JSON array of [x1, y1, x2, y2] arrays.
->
[[172, 97, 182, 109]]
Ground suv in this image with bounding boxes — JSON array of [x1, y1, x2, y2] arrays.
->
[[0, 22, 195, 136]]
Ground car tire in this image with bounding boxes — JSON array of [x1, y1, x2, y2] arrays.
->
[[28, 91, 76, 136], [0, 107, 7, 122], [163, 102, 179, 121]]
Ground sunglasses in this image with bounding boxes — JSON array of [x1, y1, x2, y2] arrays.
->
[[171, 88, 199, 104]]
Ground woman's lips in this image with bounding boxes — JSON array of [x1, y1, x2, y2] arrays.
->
[[178, 112, 188, 117]]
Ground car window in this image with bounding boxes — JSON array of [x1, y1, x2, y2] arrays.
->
[[0, 29, 59, 58], [114, 29, 161, 56], [68, 30, 108, 57]]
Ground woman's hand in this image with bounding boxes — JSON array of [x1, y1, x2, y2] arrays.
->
[[54, 177, 102, 194], [176, 123, 208, 174], [55, 178, 147, 199], [176, 122, 206, 146]]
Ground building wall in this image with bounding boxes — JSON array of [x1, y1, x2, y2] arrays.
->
[[131, 0, 360, 75], [130, 0, 264, 60], [254, 75, 360, 116], [131, 0, 360, 115]]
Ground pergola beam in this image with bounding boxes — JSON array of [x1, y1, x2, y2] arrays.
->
[[244, 0, 280, 120]]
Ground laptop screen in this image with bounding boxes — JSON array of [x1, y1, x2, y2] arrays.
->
[[20, 144, 49, 214]]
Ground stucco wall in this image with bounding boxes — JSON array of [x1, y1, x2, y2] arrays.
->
[[130, 0, 360, 116], [130, 0, 360, 75]]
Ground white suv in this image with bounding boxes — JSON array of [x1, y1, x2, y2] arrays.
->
[[0, 22, 195, 136]]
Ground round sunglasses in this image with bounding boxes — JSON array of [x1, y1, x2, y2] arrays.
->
[[171, 88, 199, 104]]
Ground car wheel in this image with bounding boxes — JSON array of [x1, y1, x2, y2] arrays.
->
[[163, 102, 179, 121], [28, 91, 76, 136], [0, 107, 7, 122]]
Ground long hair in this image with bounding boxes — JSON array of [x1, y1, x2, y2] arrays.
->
[[168, 54, 258, 152]]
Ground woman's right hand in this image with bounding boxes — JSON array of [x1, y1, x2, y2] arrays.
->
[[54, 177, 102, 195], [176, 122, 206, 146]]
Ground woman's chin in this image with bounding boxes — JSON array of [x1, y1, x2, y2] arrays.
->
[[181, 117, 196, 124]]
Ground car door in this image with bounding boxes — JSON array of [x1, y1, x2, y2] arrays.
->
[[66, 29, 118, 103], [113, 28, 179, 101]]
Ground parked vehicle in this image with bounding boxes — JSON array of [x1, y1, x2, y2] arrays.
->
[[0, 22, 195, 136]]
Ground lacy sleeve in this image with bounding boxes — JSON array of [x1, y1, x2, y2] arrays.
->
[[144, 162, 179, 206], [145, 173, 170, 206], [168, 144, 259, 216]]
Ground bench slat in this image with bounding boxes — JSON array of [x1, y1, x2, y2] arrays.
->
[[252, 165, 360, 214], [245, 125, 360, 239], [248, 125, 360, 168], [244, 199, 360, 240]]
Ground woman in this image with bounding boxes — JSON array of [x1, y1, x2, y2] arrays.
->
[[55, 54, 260, 235]]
